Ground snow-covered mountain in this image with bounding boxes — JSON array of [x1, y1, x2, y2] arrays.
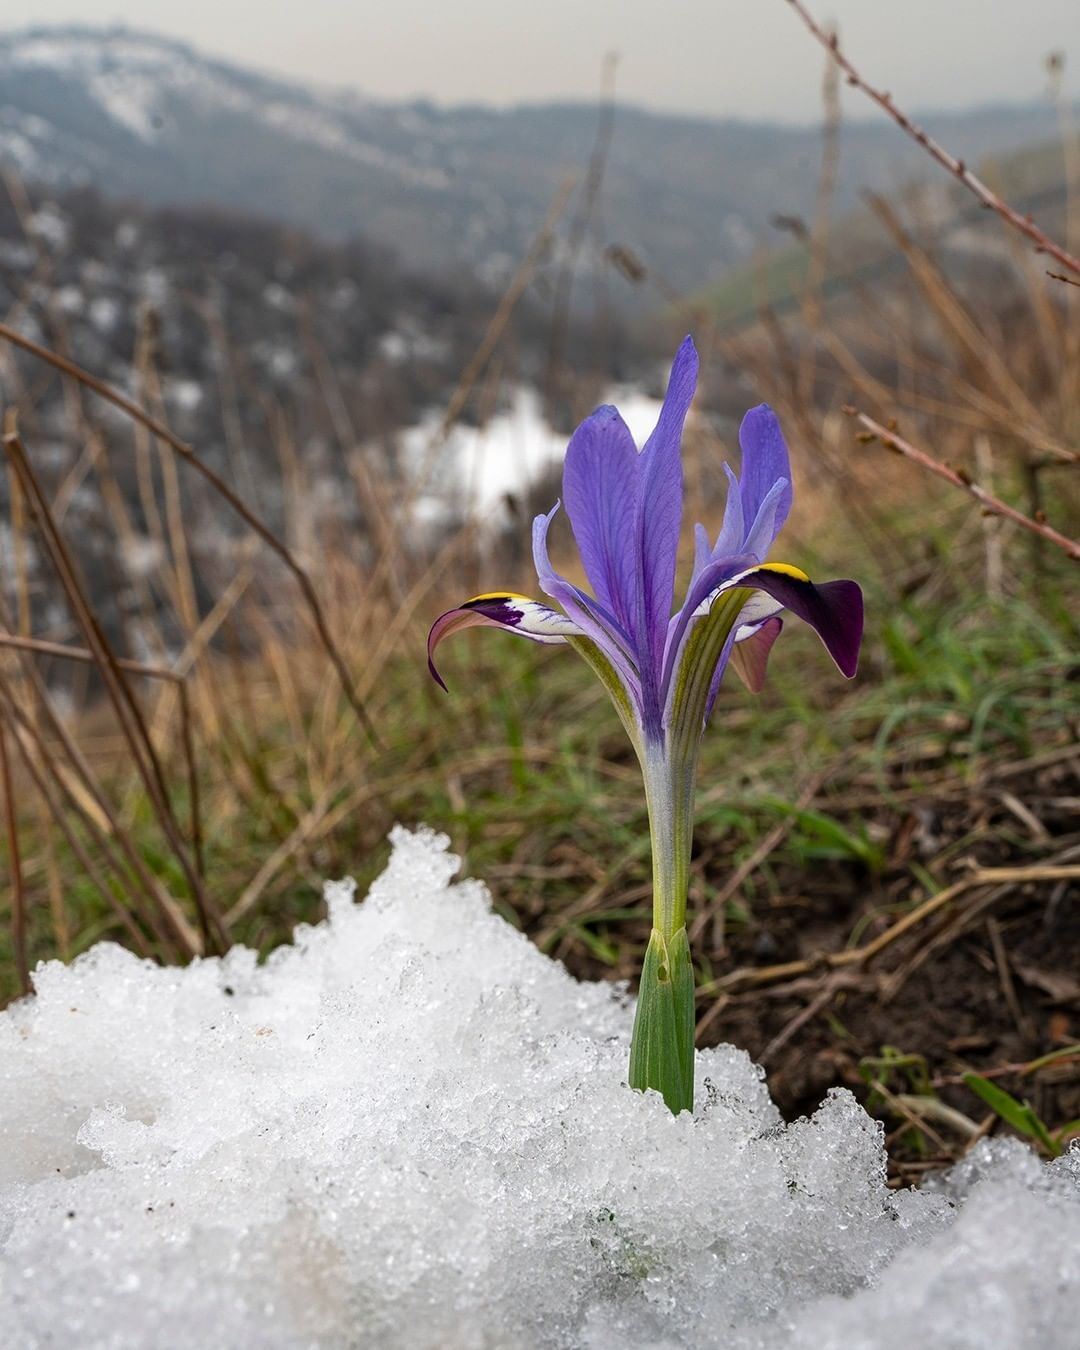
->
[[0, 25, 1073, 291]]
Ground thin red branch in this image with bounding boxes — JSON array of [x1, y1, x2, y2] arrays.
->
[[842, 406, 1080, 562], [783, 0, 1080, 277]]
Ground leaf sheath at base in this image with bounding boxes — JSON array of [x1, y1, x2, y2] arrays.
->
[[628, 927, 695, 1115]]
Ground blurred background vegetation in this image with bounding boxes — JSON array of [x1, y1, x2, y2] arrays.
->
[[0, 23, 1077, 1180]]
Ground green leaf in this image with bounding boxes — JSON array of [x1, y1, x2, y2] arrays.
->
[[962, 1073, 1061, 1156], [628, 927, 695, 1115]]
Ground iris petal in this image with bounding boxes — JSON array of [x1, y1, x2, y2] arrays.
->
[[740, 568, 863, 679], [738, 405, 793, 543], [728, 616, 783, 695], [704, 463, 745, 569], [636, 336, 698, 677], [427, 593, 579, 691], [662, 561, 863, 729], [562, 405, 640, 633]]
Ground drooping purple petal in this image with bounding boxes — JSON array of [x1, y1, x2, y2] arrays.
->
[[743, 572, 863, 678], [738, 405, 793, 545], [562, 405, 640, 632], [427, 593, 579, 690], [635, 335, 698, 686], [661, 561, 863, 727]]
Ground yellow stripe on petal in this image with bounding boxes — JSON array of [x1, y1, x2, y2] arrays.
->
[[465, 590, 533, 603], [760, 562, 809, 582]]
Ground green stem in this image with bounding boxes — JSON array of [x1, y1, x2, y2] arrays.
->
[[640, 746, 695, 938], [629, 744, 698, 1114]]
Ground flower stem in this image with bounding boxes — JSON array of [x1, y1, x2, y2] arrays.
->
[[630, 746, 697, 1113], [640, 747, 695, 939]]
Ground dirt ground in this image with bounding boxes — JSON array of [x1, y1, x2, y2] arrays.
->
[[546, 742, 1079, 1183], [696, 746, 1079, 1181]]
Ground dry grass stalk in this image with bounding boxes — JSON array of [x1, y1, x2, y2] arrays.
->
[[0, 320, 376, 742]]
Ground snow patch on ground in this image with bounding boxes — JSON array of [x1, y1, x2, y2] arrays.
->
[[1, 826, 1078, 1349]]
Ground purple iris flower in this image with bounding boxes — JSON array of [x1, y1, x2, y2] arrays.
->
[[428, 337, 863, 1113]]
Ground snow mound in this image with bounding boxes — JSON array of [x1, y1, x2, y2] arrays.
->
[[1, 826, 1077, 1349]]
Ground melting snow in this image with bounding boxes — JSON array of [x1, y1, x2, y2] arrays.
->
[[1, 826, 1077, 1349], [406, 385, 666, 524]]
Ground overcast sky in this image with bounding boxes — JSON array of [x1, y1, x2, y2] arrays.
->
[[2, 0, 1077, 123]]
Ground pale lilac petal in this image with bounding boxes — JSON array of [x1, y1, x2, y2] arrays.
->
[[693, 521, 713, 578], [562, 405, 640, 631], [741, 476, 790, 562]]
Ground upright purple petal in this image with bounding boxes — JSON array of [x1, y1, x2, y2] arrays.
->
[[738, 405, 793, 548], [562, 406, 640, 632], [635, 336, 698, 679]]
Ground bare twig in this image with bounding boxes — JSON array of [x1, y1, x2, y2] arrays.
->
[[842, 407, 1080, 561], [783, 0, 1080, 276], [0, 633, 181, 681]]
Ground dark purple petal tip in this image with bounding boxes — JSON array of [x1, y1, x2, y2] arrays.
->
[[739, 571, 863, 679], [787, 577, 863, 677]]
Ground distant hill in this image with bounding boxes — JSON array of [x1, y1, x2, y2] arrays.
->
[[699, 138, 1075, 330], [1, 25, 1075, 299]]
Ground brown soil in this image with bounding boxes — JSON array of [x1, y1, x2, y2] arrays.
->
[[693, 747, 1079, 1182], [548, 743, 1079, 1182]]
